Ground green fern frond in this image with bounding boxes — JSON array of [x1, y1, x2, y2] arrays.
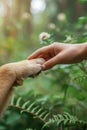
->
[[22, 101, 30, 108], [43, 112, 50, 120], [10, 96, 87, 130], [10, 94, 15, 105], [26, 102, 36, 111], [42, 112, 87, 129], [10, 96, 50, 123], [16, 97, 22, 106]]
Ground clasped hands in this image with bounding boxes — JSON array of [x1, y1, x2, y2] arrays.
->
[[1, 42, 87, 87]]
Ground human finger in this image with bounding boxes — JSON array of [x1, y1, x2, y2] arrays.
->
[[42, 55, 60, 70], [27, 45, 51, 60], [42, 51, 68, 70], [27, 49, 43, 60]]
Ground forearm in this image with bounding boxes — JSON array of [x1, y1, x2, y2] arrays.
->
[[0, 67, 15, 114], [0, 86, 13, 114], [0, 58, 44, 115]]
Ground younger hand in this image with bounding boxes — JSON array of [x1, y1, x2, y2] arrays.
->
[[28, 43, 85, 70]]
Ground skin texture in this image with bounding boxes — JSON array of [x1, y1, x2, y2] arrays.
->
[[0, 58, 45, 116], [28, 42, 87, 70]]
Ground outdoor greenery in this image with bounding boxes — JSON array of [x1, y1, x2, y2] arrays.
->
[[0, 0, 87, 130]]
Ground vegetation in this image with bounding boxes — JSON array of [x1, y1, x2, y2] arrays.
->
[[0, 0, 87, 130]]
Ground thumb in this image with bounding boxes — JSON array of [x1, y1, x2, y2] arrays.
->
[[42, 56, 59, 70], [42, 52, 65, 70]]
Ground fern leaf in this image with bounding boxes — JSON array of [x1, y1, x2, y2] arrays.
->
[[10, 95, 15, 105], [43, 112, 50, 120], [35, 108, 43, 115], [16, 97, 22, 106], [27, 102, 36, 111], [42, 112, 87, 129], [63, 113, 70, 125], [10, 97, 48, 123], [31, 106, 40, 113], [39, 111, 48, 118], [53, 115, 64, 126], [22, 101, 30, 108]]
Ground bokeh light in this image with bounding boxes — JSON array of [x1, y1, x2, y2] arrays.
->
[[0, 2, 6, 17], [30, 0, 46, 14]]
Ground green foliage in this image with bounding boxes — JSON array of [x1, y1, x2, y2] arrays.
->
[[79, 0, 87, 3], [0, 0, 87, 130], [5, 96, 87, 130], [42, 112, 87, 130], [10, 96, 50, 123]]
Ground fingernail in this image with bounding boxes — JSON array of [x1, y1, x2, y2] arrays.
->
[[42, 65, 46, 71]]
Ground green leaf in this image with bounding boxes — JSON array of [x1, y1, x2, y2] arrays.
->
[[79, 0, 87, 3], [16, 97, 22, 106], [78, 16, 87, 24], [22, 101, 30, 108], [27, 102, 36, 111], [10, 95, 15, 105]]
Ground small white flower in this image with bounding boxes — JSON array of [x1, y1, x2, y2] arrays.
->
[[66, 36, 72, 41], [57, 13, 66, 21], [65, 36, 72, 42], [39, 32, 50, 41]]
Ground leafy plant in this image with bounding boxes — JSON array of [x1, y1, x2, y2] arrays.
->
[[1, 1, 87, 130], [7, 96, 87, 130], [10, 95, 50, 123]]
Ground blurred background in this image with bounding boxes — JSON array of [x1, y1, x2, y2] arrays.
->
[[0, 0, 87, 64], [0, 0, 87, 130]]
